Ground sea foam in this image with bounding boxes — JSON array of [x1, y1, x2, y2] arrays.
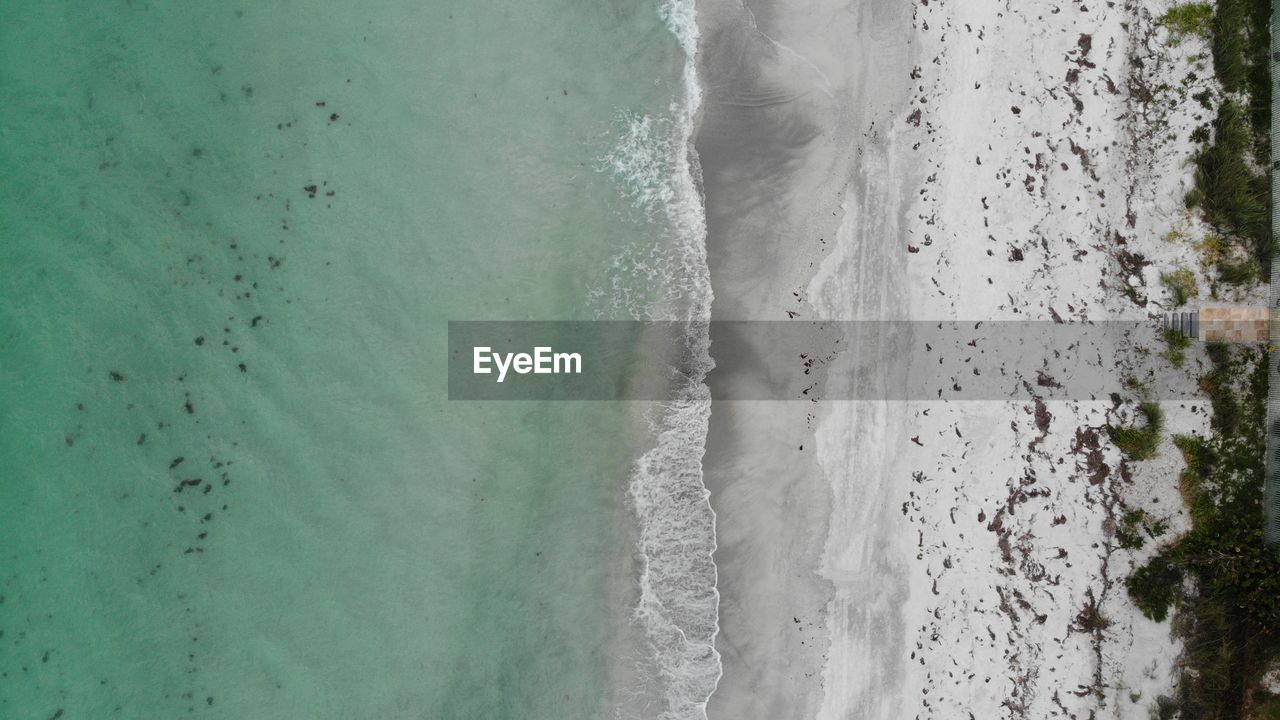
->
[[599, 0, 723, 717]]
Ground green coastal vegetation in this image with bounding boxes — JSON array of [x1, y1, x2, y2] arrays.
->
[[1126, 345, 1278, 717], [1178, 0, 1272, 280], [1124, 1, 1275, 716]]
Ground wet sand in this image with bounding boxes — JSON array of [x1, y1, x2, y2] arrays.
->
[[693, 0, 917, 716]]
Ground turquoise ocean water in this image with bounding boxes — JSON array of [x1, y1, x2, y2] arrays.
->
[[1, 2, 717, 718]]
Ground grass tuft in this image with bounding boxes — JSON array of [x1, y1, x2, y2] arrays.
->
[[1162, 328, 1191, 368], [1160, 267, 1199, 306], [1158, 3, 1215, 42], [1110, 402, 1165, 460]]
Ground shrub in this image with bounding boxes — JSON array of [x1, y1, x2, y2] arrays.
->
[[1127, 556, 1182, 622], [1118, 506, 1169, 550]]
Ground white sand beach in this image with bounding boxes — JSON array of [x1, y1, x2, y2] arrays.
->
[[697, 0, 1228, 716]]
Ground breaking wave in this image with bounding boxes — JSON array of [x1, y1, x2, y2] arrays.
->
[[599, 0, 722, 717]]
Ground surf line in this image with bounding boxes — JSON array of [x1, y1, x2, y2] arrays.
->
[[472, 346, 582, 383]]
